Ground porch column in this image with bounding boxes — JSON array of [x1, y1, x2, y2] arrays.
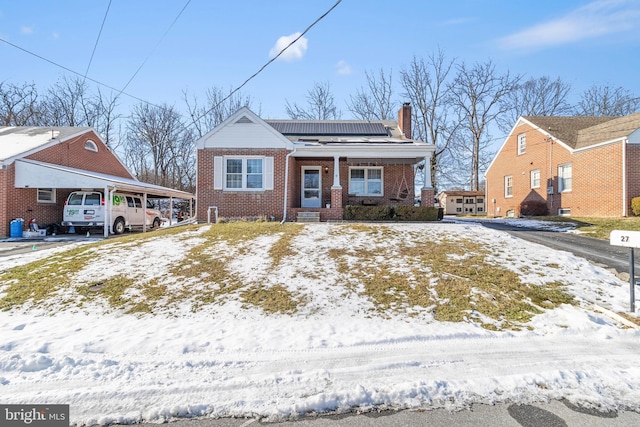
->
[[331, 155, 343, 209], [421, 155, 434, 207], [332, 156, 341, 188]]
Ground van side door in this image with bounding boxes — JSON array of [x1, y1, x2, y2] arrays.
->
[[132, 196, 145, 226]]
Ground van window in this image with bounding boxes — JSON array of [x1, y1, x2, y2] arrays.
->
[[126, 196, 135, 208], [134, 198, 142, 208], [68, 193, 84, 205], [146, 200, 155, 209], [85, 193, 101, 206]]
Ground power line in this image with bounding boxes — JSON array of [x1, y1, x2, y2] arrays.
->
[[185, 0, 342, 129], [117, 0, 192, 96], [0, 36, 163, 109], [83, 0, 112, 83]]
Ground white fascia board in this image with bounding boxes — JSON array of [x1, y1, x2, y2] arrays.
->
[[292, 144, 434, 158], [573, 137, 626, 153], [195, 107, 293, 150]]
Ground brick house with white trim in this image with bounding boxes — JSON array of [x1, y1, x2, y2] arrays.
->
[[485, 113, 640, 218], [196, 105, 435, 222]]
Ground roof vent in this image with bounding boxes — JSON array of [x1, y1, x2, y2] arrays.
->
[[235, 116, 254, 124]]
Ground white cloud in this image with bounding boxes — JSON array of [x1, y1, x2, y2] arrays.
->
[[335, 60, 352, 75], [20, 25, 33, 35], [269, 32, 308, 61], [499, 0, 640, 50]]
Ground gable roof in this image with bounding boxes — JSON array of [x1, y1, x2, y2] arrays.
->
[[523, 114, 640, 150], [0, 126, 92, 162]]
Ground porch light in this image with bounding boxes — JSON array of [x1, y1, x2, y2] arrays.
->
[[324, 166, 329, 174]]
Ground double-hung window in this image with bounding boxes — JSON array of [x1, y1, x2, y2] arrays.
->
[[530, 169, 540, 189], [517, 133, 526, 155], [558, 163, 572, 192], [505, 175, 513, 197], [225, 157, 264, 190], [349, 167, 383, 196]]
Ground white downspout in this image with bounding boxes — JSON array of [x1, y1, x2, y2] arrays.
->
[[281, 148, 297, 224], [623, 138, 628, 217]]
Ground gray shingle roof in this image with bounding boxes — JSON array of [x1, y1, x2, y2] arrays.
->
[[523, 113, 640, 149]]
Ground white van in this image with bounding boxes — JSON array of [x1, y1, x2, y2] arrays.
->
[[62, 191, 163, 234]]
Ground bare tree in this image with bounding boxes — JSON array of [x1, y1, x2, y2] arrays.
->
[[0, 81, 40, 126], [285, 81, 341, 120], [498, 76, 573, 133], [125, 103, 193, 190], [575, 84, 640, 116], [449, 60, 520, 190], [400, 51, 460, 192], [184, 86, 257, 138], [347, 69, 395, 120]]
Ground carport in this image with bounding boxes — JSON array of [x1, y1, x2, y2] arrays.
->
[[14, 159, 195, 238]]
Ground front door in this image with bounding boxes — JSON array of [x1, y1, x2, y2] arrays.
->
[[302, 167, 321, 208]]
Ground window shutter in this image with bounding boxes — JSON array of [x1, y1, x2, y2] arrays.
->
[[214, 156, 223, 190], [264, 157, 274, 190]]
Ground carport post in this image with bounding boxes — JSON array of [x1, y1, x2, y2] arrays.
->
[[103, 186, 110, 238]]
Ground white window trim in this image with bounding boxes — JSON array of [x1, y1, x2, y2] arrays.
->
[[517, 133, 526, 155], [223, 156, 265, 191], [558, 163, 572, 193], [530, 169, 540, 189], [37, 188, 56, 204], [504, 175, 513, 198], [348, 166, 384, 197], [84, 140, 98, 152]]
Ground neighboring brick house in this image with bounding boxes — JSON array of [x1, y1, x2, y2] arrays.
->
[[485, 113, 640, 218], [437, 190, 485, 215], [0, 126, 193, 237], [196, 104, 435, 222]]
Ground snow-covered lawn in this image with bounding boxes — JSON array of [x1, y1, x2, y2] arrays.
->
[[1, 222, 639, 426]]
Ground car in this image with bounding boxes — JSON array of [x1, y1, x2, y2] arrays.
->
[[62, 191, 163, 234]]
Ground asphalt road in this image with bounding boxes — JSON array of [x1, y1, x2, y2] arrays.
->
[[132, 400, 640, 427]]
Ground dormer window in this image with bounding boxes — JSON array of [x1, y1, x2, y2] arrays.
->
[[84, 140, 98, 152]]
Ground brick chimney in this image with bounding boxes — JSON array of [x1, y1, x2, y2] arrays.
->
[[398, 102, 412, 139]]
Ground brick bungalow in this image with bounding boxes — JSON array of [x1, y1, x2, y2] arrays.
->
[[196, 104, 435, 222], [0, 126, 193, 237], [485, 113, 640, 218]]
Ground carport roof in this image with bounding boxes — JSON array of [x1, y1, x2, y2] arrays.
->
[[14, 159, 194, 199]]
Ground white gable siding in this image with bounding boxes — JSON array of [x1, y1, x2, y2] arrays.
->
[[201, 122, 290, 149], [628, 128, 640, 144]]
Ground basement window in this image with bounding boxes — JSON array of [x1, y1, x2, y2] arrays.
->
[[558, 208, 571, 216], [37, 188, 56, 203]]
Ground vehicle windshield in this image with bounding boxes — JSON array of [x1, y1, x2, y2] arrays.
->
[[67, 194, 84, 205]]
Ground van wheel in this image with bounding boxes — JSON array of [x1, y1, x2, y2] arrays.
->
[[152, 218, 161, 229], [113, 218, 125, 235]]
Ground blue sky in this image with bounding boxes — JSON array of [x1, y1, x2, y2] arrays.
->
[[1, 0, 640, 128]]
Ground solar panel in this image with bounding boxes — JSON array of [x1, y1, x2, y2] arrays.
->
[[267, 121, 388, 136]]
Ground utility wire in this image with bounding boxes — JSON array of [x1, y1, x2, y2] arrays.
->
[[185, 0, 342, 129], [117, 0, 192, 97], [0, 36, 164, 109], [83, 0, 112, 84]]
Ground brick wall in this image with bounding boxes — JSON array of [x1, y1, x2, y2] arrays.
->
[[1, 130, 134, 237], [196, 151, 420, 222], [487, 122, 633, 218], [196, 148, 289, 221], [487, 124, 572, 217]]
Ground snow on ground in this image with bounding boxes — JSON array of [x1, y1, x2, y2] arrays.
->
[[1, 222, 640, 426]]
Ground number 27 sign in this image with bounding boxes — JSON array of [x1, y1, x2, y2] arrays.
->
[[610, 230, 640, 248]]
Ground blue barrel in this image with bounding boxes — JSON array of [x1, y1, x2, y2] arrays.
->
[[10, 219, 23, 238]]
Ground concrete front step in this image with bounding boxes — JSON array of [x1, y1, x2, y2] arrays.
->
[[297, 211, 320, 222]]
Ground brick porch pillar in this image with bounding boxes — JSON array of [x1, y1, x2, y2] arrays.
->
[[421, 188, 434, 207], [331, 187, 343, 208]]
